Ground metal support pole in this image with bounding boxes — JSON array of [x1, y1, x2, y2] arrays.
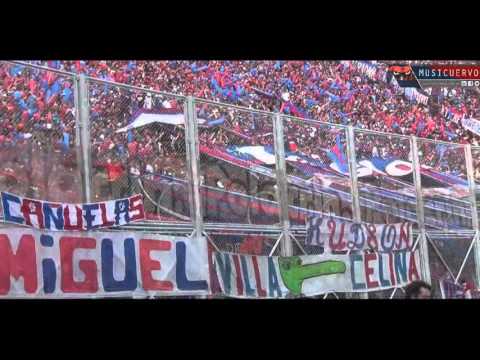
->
[[346, 126, 367, 299], [346, 126, 361, 222], [464, 144, 480, 287], [76, 74, 92, 203], [273, 114, 292, 257], [411, 136, 431, 284], [73, 77, 81, 149], [184, 96, 204, 238], [73, 76, 84, 201]]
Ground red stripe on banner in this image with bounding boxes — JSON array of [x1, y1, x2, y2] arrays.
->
[[364, 253, 379, 288], [396, 164, 411, 171], [408, 252, 420, 281], [252, 256, 266, 297], [207, 243, 222, 295], [232, 255, 244, 296]]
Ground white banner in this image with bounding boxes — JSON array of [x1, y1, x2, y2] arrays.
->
[[115, 112, 207, 133], [461, 117, 480, 136], [351, 61, 378, 80], [212, 250, 420, 298], [305, 217, 414, 253], [0, 228, 209, 298], [404, 88, 428, 105], [1, 192, 145, 232]]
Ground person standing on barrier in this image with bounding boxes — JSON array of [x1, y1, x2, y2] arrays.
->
[[404, 281, 432, 299], [103, 157, 126, 199]]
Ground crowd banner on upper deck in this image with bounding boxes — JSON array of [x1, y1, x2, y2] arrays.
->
[[306, 217, 414, 253], [0, 228, 209, 298], [1, 192, 146, 231], [461, 117, 480, 137], [212, 249, 420, 298]]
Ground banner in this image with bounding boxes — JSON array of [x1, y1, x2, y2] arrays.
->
[[212, 249, 420, 298], [306, 217, 414, 253], [1, 192, 146, 232], [404, 88, 429, 105], [439, 277, 465, 299], [461, 117, 480, 136], [0, 228, 208, 298], [351, 61, 378, 80], [115, 111, 208, 133]]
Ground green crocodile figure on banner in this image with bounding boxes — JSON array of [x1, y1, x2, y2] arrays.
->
[[278, 257, 346, 296]]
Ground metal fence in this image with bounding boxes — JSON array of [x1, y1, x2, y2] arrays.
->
[[0, 63, 82, 208], [1, 60, 479, 299]]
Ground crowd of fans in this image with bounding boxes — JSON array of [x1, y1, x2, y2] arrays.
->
[[1, 60, 480, 202], [25, 60, 480, 143], [2, 60, 477, 297]]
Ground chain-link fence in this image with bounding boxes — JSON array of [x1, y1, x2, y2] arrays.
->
[[1, 61, 480, 299], [417, 139, 472, 231], [195, 99, 280, 227], [473, 146, 480, 224], [354, 129, 416, 226], [283, 117, 353, 228], [427, 233, 478, 298], [473, 147, 480, 184], [0, 62, 82, 215], [88, 79, 190, 223]]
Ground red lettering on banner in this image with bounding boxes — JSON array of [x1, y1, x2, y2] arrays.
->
[[399, 223, 411, 250], [337, 222, 346, 250], [99, 203, 115, 227], [140, 239, 173, 291], [408, 252, 420, 281], [21, 199, 44, 229], [0, 234, 37, 294], [366, 224, 378, 250], [232, 255, 244, 296], [327, 219, 337, 250], [128, 194, 145, 222], [251, 256, 266, 297], [364, 253, 379, 288], [388, 252, 396, 286], [60, 237, 98, 293], [63, 205, 84, 231]]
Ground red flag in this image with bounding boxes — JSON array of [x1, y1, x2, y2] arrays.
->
[[29, 79, 37, 93], [46, 72, 56, 85], [21, 110, 29, 122], [289, 141, 298, 152], [105, 162, 124, 182]]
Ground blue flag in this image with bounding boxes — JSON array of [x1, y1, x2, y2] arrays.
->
[[62, 132, 70, 152], [327, 135, 348, 173]]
